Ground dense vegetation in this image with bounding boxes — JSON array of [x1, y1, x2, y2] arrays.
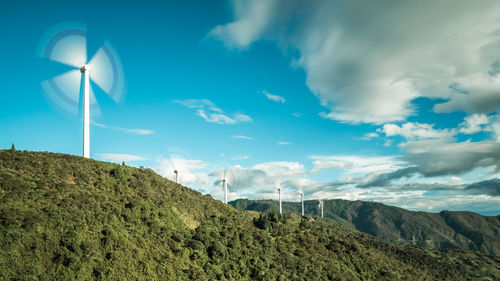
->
[[0, 150, 499, 280], [231, 198, 500, 256]]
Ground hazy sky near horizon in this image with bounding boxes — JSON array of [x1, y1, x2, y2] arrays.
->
[[2, 0, 500, 215]]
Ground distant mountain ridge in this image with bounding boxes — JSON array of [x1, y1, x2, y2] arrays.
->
[[230, 198, 500, 256]]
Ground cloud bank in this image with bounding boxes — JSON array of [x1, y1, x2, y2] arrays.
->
[[210, 0, 500, 124]]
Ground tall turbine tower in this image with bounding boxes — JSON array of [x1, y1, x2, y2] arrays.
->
[[174, 170, 179, 184], [299, 192, 304, 216], [276, 184, 282, 215], [319, 199, 324, 218], [222, 178, 227, 204], [39, 22, 125, 158], [81, 64, 90, 158]]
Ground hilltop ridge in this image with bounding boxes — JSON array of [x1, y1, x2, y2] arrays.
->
[[0, 150, 498, 280]]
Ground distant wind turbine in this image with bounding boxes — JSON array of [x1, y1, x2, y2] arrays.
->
[[174, 169, 179, 184], [318, 199, 324, 218], [222, 168, 229, 204], [299, 191, 304, 216], [276, 183, 282, 215], [214, 167, 232, 204]]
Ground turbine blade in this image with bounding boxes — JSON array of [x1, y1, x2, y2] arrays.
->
[[43, 31, 87, 68], [41, 69, 81, 115], [88, 41, 125, 103]]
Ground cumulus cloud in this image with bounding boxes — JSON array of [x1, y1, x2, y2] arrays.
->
[[356, 139, 500, 188], [459, 114, 490, 134], [402, 139, 500, 177], [359, 132, 379, 140], [378, 122, 455, 140], [175, 99, 252, 125], [262, 89, 285, 103], [277, 141, 291, 145], [210, 0, 500, 124], [98, 153, 148, 162]]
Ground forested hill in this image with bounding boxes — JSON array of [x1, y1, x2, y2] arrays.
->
[[0, 150, 499, 280], [230, 198, 500, 255]]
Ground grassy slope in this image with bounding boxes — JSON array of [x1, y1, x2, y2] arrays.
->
[[230, 198, 500, 256], [0, 150, 498, 280]]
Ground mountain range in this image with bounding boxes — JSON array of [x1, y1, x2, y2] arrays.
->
[[230, 198, 500, 256]]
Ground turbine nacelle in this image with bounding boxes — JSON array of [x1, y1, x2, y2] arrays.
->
[[80, 64, 91, 72]]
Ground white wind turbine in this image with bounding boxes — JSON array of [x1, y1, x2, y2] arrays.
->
[[221, 168, 229, 204], [39, 22, 125, 158], [298, 191, 304, 216], [276, 183, 282, 215], [174, 169, 179, 184], [215, 168, 233, 204], [164, 147, 194, 185], [318, 199, 324, 218]]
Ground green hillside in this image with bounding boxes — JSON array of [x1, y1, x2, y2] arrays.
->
[[1, 150, 499, 280], [230, 198, 500, 255]]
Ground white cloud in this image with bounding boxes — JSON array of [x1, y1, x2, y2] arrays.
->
[[149, 152, 498, 213], [176, 99, 252, 125], [277, 141, 291, 145], [231, 155, 250, 161], [359, 132, 379, 140], [232, 135, 254, 140], [292, 112, 303, 118], [378, 122, 455, 140], [459, 114, 490, 134], [233, 113, 253, 122], [92, 122, 155, 135], [98, 153, 148, 162], [210, 0, 500, 124], [401, 139, 500, 177], [311, 160, 348, 174], [262, 89, 285, 103], [173, 99, 222, 112], [310, 155, 403, 177]]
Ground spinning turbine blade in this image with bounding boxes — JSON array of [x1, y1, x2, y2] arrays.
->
[[42, 69, 101, 116], [47, 34, 87, 68], [39, 25, 87, 68], [88, 41, 125, 103], [42, 69, 81, 115]]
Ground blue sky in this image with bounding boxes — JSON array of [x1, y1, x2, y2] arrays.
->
[[2, 0, 500, 215]]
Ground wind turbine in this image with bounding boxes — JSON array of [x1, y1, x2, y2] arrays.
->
[[174, 170, 179, 184], [276, 183, 282, 215], [214, 168, 231, 204], [318, 199, 324, 218], [163, 147, 194, 185], [298, 191, 304, 216], [39, 22, 125, 158]]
